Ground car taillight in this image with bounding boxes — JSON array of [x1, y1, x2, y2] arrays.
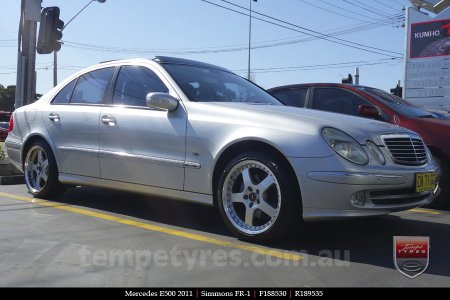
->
[[8, 114, 14, 132]]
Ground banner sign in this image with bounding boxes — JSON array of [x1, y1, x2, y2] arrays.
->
[[411, 18, 450, 58]]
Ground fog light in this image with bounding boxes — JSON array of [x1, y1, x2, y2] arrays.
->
[[351, 192, 366, 206]]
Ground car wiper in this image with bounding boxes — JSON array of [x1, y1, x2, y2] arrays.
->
[[418, 115, 435, 118], [248, 102, 272, 105]]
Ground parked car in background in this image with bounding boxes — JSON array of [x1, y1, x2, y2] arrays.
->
[[268, 83, 449, 207], [0, 111, 12, 122], [5, 58, 440, 241], [0, 122, 9, 142]]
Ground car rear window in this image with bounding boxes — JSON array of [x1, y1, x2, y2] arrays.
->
[[271, 88, 308, 107], [70, 67, 115, 105], [52, 79, 76, 104]]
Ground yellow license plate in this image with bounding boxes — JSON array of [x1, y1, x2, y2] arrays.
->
[[416, 172, 436, 193]]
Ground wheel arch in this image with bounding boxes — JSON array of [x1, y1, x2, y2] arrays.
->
[[21, 134, 57, 168], [212, 139, 302, 208]]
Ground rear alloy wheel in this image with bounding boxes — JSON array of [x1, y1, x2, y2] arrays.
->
[[24, 141, 64, 198], [217, 152, 301, 242]]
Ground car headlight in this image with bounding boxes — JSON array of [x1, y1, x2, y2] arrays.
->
[[366, 141, 386, 165], [321, 127, 368, 165]]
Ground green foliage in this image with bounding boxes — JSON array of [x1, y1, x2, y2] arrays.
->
[[0, 84, 16, 112], [0, 145, 5, 161]]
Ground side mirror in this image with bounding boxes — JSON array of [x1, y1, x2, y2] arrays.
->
[[358, 104, 381, 120], [146, 93, 179, 112]]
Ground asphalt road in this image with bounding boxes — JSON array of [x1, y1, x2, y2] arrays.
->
[[0, 184, 449, 287]]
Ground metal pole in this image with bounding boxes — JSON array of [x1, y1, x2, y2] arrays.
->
[[15, 0, 40, 108], [15, 0, 25, 109], [26, 20, 37, 104], [21, 18, 37, 106], [402, 7, 410, 99], [247, 0, 252, 81], [53, 51, 57, 87]]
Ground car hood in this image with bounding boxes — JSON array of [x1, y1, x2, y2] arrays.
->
[[208, 103, 417, 145]]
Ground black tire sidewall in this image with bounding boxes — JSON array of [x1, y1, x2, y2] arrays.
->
[[216, 151, 301, 242]]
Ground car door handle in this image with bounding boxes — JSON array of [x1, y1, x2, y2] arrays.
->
[[48, 113, 60, 122], [101, 115, 116, 126]]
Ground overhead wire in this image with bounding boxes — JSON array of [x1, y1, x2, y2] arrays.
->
[[212, 0, 402, 56]]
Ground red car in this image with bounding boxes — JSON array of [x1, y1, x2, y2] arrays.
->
[[0, 122, 8, 142], [268, 83, 450, 207]]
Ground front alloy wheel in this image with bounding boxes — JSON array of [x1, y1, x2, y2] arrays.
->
[[222, 160, 281, 235], [217, 152, 301, 242]]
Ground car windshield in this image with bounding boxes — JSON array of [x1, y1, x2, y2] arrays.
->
[[360, 87, 438, 118], [162, 64, 281, 105]]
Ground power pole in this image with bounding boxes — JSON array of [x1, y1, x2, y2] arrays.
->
[[15, 0, 41, 109], [354, 67, 360, 85], [247, 0, 257, 81], [53, 48, 58, 87]]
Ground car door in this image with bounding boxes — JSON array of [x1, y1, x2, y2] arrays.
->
[[42, 67, 115, 178], [99, 65, 186, 190]]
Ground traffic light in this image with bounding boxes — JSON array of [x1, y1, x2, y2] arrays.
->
[[390, 84, 403, 97], [37, 7, 64, 54], [342, 74, 353, 84]]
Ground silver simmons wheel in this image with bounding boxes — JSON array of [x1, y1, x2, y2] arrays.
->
[[24, 145, 49, 194], [221, 160, 282, 235], [23, 140, 65, 198]]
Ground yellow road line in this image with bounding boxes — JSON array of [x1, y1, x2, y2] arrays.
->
[[0, 192, 303, 261], [409, 208, 442, 215]]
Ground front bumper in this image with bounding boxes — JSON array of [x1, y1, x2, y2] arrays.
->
[[288, 155, 440, 221]]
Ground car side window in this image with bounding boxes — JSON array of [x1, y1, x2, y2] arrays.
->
[[272, 88, 308, 107], [312, 88, 370, 116], [70, 67, 114, 105], [52, 79, 76, 104], [113, 66, 169, 107]]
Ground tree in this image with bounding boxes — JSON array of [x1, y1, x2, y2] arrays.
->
[[0, 84, 43, 111], [0, 85, 15, 112]]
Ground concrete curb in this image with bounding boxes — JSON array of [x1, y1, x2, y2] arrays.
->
[[0, 175, 24, 185], [0, 158, 23, 185]]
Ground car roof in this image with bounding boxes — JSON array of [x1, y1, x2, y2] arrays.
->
[[154, 56, 231, 72], [96, 56, 231, 73], [267, 83, 371, 91]]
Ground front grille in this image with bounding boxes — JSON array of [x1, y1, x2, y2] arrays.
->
[[381, 134, 427, 166]]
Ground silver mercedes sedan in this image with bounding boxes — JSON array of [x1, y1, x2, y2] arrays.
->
[[5, 57, 440, 242]]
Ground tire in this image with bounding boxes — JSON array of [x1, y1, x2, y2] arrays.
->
[[23, 140, 65, 198], [216, 151, 301, 242], [427, 155, 450, 208]]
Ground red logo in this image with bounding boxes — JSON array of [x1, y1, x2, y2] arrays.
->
[[442, 23, 450, 35], [394, 236, 430, 278]]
